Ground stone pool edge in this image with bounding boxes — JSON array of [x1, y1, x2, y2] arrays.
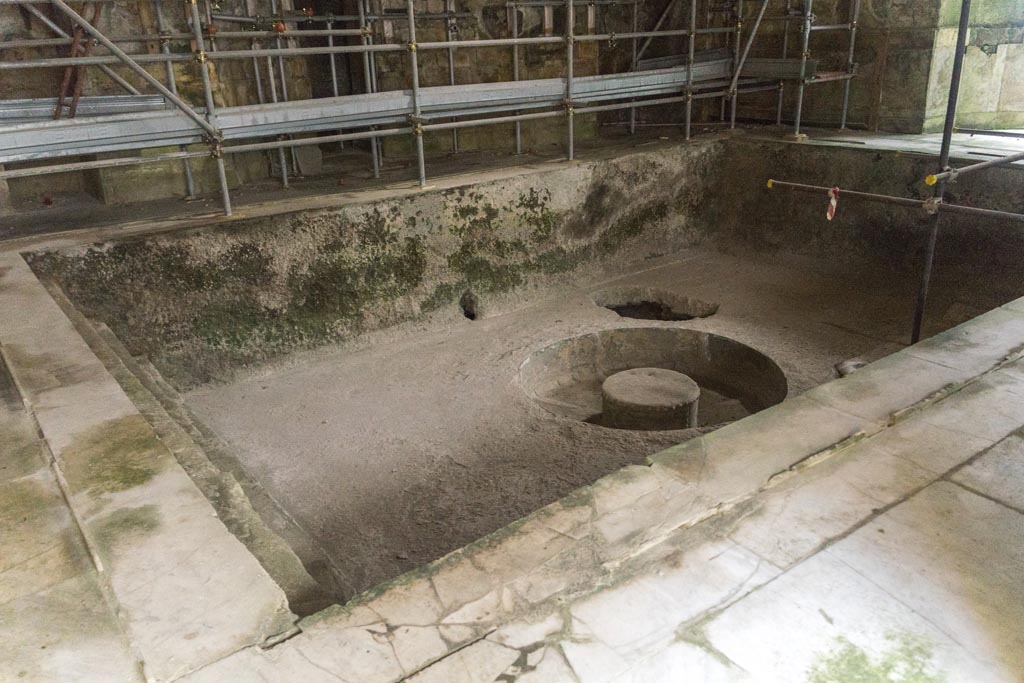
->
[[5, 244, 1024, 682]]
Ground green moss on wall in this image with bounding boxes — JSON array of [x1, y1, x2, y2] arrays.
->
[[30, 143, 723, 388]]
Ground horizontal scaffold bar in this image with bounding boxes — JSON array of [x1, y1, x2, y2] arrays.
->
[[0, 82, 776, 180], [766, 178, 1024, 223], [1, 61, 756, 163]]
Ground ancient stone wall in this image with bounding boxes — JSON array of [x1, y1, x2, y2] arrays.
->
[[715, 138, 1024, 309], [29, 139, 725, 387], [923, 0, 1024, 131], [31, 136, 1024, 390]]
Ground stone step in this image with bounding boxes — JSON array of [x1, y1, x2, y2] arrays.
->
[[113, 335, 356, 604], [1, 254, 300, 681], [49, 285, 336, 616], [0, 379, 145, 682]]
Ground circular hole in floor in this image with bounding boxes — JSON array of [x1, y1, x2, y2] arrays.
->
[[592, 286, 718, 321], [520, 327, 786, 431]]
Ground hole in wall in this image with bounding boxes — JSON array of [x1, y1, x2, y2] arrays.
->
[[521, 327, 787, 432], [592, 286, 718, 321], [460, 290, 479, 320]]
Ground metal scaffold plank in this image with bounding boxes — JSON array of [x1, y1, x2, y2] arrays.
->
[[0, 62, 741, 164]]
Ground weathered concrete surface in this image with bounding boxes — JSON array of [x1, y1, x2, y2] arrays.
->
[[0, 370, 143, 683], [952, 432, 1024, 511], [26, 134, 1024, 604], [0, 254, 297, 682], [177, 290, 1024, 683], [717, 137, 1024, 314], [708, 482, 1024, 682], [924, 0, 1024, 131], [30, 140, 726, 389], [600, 367, 702, 430], [182, 247, 984, 599]]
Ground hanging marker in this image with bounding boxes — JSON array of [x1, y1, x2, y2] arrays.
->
[[827, 186, 839, 221]]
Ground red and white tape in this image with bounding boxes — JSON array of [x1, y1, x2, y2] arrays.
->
[[826, 186, 839, 221]]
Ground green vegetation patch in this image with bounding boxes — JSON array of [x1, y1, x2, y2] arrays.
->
[[809, 632, 946, 683], [91, 504, 161, 555], [59, 415, 166, 496]]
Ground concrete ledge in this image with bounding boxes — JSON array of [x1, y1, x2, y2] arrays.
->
[[0, 254, 296, 683], [0, 399, 143, 683]]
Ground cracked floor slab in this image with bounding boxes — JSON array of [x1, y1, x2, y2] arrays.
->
[[704, 480, 1024, 683]]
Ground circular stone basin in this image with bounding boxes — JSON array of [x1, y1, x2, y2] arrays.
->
[[601, 368, 700, 431], [520, 327, 787, 431]]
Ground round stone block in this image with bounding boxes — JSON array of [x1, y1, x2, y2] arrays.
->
[[601, 367, 700, 430]]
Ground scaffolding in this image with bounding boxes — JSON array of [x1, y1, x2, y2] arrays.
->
[[0, 0, 853, 216], [767, 0, 1024, 344]]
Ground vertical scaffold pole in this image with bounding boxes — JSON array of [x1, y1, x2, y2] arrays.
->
[[326, 20, 340, 97], [444, 0, 459, 153], [512, 2, 523, 152], [684, 0, 696, 138], [792, 0, 813, 137], [186, 0, 232, 215], [729, 0, 741, 127], [629, 0, 638, 134], [566, 0, 575, 160], [406, 0, 427, 187], [269, 0, 297, 176], [911, 0, 970, 343], [263, 50, 289, 187], [358, 0, 381, 178], [154, 0, 196, 198], [839, 0, 861, 128], [775, 0, 791, 124]]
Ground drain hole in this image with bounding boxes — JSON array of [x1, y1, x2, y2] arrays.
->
[[608, 301, 692, 321], [460, 291, 479, 320], [593, 287, 718, 321]]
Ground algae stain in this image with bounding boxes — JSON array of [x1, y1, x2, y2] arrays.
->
[[0, 476, 52, 523], [29, 169, 675, 389], [515, 188, 557, 244], [420, 281, 466, 313], [808, 633, 946, 683], [92, 504, 161, 554], [60, 415, 164, 496]]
